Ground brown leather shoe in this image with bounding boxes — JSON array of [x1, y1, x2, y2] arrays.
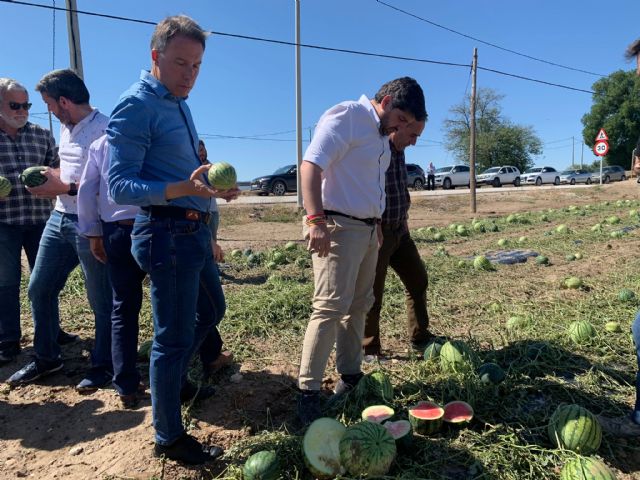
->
[[206, 351, 234, 374]]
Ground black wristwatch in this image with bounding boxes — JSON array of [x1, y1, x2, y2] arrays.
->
[[67, 182, 78, 196]]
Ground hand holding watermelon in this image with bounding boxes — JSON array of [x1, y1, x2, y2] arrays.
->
[[208, 162, 240, 202], [24, 167, 67, 199]]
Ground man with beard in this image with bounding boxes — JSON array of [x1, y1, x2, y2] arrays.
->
[[6, 70, 113, 393], [297, 77, 426, 425], [0, 78, 61, 365]]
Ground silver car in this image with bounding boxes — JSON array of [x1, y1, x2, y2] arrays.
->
[[559, 169, 592, 185], [591, 165, 627, 183]]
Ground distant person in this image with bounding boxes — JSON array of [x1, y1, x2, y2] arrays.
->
[[297, 77, 426, 426], [0, 77, 63, 366], [6, 69, 113, 391], [363, 120, 434, 359], [108, 15, 238, 464], [77, 135, 145, 408], [597, 37, 640, 437], [426, 161, 435, 190]]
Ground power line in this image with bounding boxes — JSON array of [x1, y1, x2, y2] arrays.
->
[[375, 0, 605, 77], [1, 0, 596, 95]]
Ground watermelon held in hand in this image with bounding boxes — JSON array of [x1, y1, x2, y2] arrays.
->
[[20, 166, 48, 187], [443, 401, 474, 424], [243, 450, 280, 480], [339, 421, 396, 478], [569, 320, 596, 344], [303, 417, 346, 479], [547, 404, 602, 454], [559, 456, 617, 480], [383, 419, 413, 451], [408, 401, 444, 435], [137, 339, 153, 360], [440, 340, 475, 373], [0, 176, 11, 197], [477, 362, 505, 384], [361, 405, 395, 423], [207, 162, 237, 190]]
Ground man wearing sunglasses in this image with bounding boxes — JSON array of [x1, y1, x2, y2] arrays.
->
[[0, 78, 60, 366]]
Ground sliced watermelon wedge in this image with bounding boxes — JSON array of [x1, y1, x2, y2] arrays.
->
[[303, 417, 346, 479], [361, 405, 395, 423], [383, 419, 413, 450], [408, 401, 444, 435], [443, 400, 474, 424]]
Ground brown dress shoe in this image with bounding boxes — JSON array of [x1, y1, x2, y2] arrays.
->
[[206, 351, 234, 374]]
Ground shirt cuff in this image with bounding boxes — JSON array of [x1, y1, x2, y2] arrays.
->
[[79, 221, 103, 238]]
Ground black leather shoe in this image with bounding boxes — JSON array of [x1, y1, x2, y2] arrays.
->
[[180, 381, 216, 404], [154, 433, 223, 465], [297, 390, 322, 427], [0, 342, 20, 366], [57, 330, 80, 345]]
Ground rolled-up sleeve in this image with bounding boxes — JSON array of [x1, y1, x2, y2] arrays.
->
[[304, 105, 353, 170], [107, 96, 169, 206]]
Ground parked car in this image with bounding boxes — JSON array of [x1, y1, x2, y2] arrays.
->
[[559, 169, 592, 185], [406, 163, 426, 190], [434, 164, 470, 189], [521, 166, 560, 186], [590, 165, 627, 183], [476, 166, 521, 187], [250, 164, 297, 195]]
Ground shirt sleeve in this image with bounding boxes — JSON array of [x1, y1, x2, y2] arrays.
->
[[107, 96, 169, 206], [77, 140, 103, 237], [304, 104, 353, 170]]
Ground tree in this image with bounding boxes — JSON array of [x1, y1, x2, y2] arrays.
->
[[581, 70, 640, 168], [443, 88, 542, 173]]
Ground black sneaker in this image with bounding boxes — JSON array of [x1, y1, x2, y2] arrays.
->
[[57, 330, 80, 345], [297, 390, 322, 427], [154, 432, 224, 465], [180, 381, 216, 404], [0, 341, 21, 366], [6, 359, 63, 386], [76, 367, 114, 393], [333, 372, 364, 396]]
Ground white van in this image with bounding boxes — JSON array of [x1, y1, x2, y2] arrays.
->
[[434, 165, 471, 189]]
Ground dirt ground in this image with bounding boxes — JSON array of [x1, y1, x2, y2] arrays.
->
[[1, 181, 639, 480]]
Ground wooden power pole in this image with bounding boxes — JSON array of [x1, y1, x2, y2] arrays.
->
[[65, 0, 84, 79], [469, 48, 478, 214]]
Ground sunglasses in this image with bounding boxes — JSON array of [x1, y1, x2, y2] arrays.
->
[[8, 102, 32, 111]]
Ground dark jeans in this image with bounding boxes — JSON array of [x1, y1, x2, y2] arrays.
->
[[102, 221, 146, 396], [0, 222, 45, 346], [632, 311, 640, 414], [364, 224, 429, 354], [130, 213, 224, 445], [427, 174, 435, 190]]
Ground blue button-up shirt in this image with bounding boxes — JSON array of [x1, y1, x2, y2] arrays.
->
[[107, 70, 208, 212]]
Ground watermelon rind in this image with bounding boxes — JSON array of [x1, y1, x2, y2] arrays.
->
[[408, 401, 444, 435], [303, 417, 346, 479], [361, 405, 395, 423], [559, 456, 616, 480], [568, 320, 596, 344], [0, 176, 11, 198], [20, 166, 48, 187], [339, 421, 396, 477], [547, 404, 602, 454], [443, 401, 474, 424], [383, 419, 413, 451], [207, 161, 237, 190], [440, 340, 475, 373], [243, 450, 280, 480], [477, 363, 505, 384]]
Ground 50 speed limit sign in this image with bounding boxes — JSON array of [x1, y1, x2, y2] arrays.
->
[[593, 140, 609, 157]]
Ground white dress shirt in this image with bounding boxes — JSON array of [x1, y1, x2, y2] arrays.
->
[[56, 108, 109, 214], [303, 95, 390, 219], [77, 135, 139, 237]]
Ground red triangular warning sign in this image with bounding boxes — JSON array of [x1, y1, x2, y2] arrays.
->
[[595, 128, 608, 141]]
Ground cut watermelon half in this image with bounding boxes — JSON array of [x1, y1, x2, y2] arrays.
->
[[383, 419, 413, 450], [303, 417, 346, 479], [408, 401, 444, 435], [443, 401, 474, 424], [361, 405, 395, 423]]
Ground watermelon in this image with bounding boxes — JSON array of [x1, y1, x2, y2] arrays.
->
[[339, 421, 396, 477], [456, 225, 470, 236], [629, 209, 638, 217], [605, 321, 622, 333], [443, 401, 474, 424], [284, 241, 297, 251], [606, 216, 621, 225], [382, 419, 413, 451], [457, 260, 468, 268], [518, 236, 527, 243], [565, 254, 576, 262], [560, 456, 617, 480], [265, 261, 277, 270], [569, 320, 596, 344], [433, 232, 444, 242], [473, 255, 494, 271], [247, 253, 261, 266], [473, 222, 485, 232], [243, 450, 280, 480], [440, 340, 475, 373], [294, 257, 308, 268], [565, 277, 583, 289], [574, 252, 583, 260], [0, 176, 11, 197], [361, 405, 395, 423], [497, 238, 508, 247], [20, 166, 48, 187], [547, 404, 602, 454], [540, 214, 550, 222], [303, 417, 346, 479], [448, 223, 458, 230], [356, 371, 394, 403], [423, 341, 443, 361], [207, 162, 237, 190], [408, 401, 444, 435], [556, 224, 569, 234], [477, 362, 505, 384], [591, 224, 602, 232], [137, 339, 153, 360], [610, 231, 624, 239], [536, 255, 550, 265], [243, 248, 253, 257], [506, 214, 518, 223], [230, 249, 243, 259], [487, 223, 499, 232], [618, 288, 636, 302]]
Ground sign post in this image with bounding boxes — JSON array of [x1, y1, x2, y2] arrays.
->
[[593, 136, 609, 185]]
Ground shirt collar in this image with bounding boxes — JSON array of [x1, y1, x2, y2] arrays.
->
[[358, 94, 381, 128], [140, 70, 187, 101], [71, 108, 100, 132]]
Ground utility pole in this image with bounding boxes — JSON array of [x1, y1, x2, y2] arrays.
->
[[295, 0, 303, 209], [580, 142, 584, 168], [65, 0, 83, 78], [571, 136, 575, 167], [469, 48, 478, 214]]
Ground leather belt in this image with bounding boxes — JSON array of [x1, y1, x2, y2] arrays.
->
[[115, 219, 135, 226], [324, 210, 381, 226], [141, 206, 211, 223]]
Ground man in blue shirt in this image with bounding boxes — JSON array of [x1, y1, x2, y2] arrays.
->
[[108, 15, 237, 464]]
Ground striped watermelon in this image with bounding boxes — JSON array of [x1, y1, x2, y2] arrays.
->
[[440, 340, 475, 373], [339, 421, 396, 477], [356, 371, 393, 403], [560, 456, 616, 480], [243, 450, 280, 480], [569, 321, 596, 344], [361, 405, 394, 423], [303, 417, 346, 479], [0, 176, 11, 197], [207, 162, 237, 190], [548, 404, 602, 454], [20, 166, 48, 187], [408, 401, 444, 435]]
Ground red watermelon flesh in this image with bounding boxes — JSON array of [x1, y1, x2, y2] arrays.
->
[[408, 401, 444, 435], [443, 401, 474, 423]]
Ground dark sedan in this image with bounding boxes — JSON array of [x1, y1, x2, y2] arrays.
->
[[251, 164, 297, 196]]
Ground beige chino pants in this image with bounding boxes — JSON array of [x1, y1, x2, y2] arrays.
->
[[298, 215, 379, 391]]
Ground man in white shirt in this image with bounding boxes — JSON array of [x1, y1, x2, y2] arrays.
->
[[297, 77, 426, 425], [7, 70, 113, 392]]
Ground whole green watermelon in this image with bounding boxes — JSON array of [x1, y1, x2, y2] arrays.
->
[[356, 371, 393, 403], [477, 362, 505, 384], [207, 162, 237, 190], [559, 456, 616, 480], [547, 404, 602, 454], [20, 166, 48, 187], [440, 340, 475, 373], [243, 450, 280, 480], [0, 176, 11, 197], [339, 421, 396, 477], [568, 320, 596, 344]]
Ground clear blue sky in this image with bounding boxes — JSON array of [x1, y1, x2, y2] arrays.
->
[[1, 0, 637, 180]]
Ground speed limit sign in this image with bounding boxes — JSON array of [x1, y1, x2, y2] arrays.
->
[[594, 140, 609, 157]]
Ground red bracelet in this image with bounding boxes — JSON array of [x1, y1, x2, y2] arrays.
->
[[306, 214, 327, 220]]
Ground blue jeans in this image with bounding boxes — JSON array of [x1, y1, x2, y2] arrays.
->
[[0, 222, 45, 345], [28, 210, 112, 368], [632, 311, 640, 414], [131, 213, 223, 445], [103, 221, 146, 396]]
